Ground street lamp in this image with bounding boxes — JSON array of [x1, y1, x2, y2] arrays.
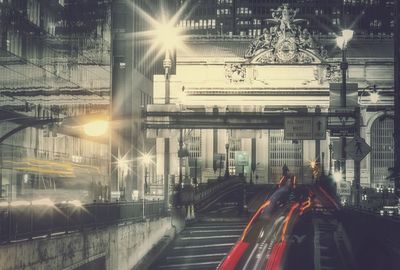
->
[[141, 153, 152, 219], [328, 143, 333, 176], [359, 85, 380, 105], [155, 22, 182, 104], [142, 153, 152, 195], [336, 29, 354, 185], [154, 21, 183, 211], [116, 154, 130, 200], [370, 91, 379, 104], [82, 120, 109, 137], [225, 143, 230, 178]]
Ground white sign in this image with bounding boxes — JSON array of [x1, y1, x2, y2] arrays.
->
[[337, 181, 351, 196], [235, 151, 249, 166], [284, 116, 326, 140], [345, 135, 371, 162]]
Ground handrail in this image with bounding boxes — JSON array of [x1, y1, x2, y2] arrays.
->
[[0, 200, 166, 244]]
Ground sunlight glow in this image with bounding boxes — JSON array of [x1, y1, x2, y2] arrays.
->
[[32, 198, 54, 207], [370, 91, 379, 103], [336, 29, 353, 49], [132, 1, 193, 71], [333, 171, 342, 182], [141, 153, 152, 166], [155, 22, 182, 52], [83, 120, 109, 137]]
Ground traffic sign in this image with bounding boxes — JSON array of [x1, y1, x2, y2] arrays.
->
[[345, 135, 371, 162], [312, 116, 327, 140], [284, 116, 327, 140], [337, 181, 351, 196], [235, 151, 249, 166]]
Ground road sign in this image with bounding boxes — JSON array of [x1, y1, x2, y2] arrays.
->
[[284, 116, 327, 140], [312, 116, 327, 140], [235, 151, 249, 166], [337, 181, 351, 196], [345, 135, 371, 162]]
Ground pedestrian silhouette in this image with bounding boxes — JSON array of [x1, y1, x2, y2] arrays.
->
[[282, 164, 289, 177]]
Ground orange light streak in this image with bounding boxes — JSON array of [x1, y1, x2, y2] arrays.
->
[[280, 203, 299, 242], [278, 176, 285, 187], [240, 200, 271, 241], [300, 196, 312, 215]]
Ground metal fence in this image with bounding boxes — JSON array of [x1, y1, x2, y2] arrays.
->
[[0, 200, 166, 244]]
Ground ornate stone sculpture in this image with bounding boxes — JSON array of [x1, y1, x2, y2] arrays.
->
[[245, 4, 327, 64], [225, 64, 246, 83]]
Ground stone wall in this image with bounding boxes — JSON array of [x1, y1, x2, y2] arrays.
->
[[0, 217, 179, 270]]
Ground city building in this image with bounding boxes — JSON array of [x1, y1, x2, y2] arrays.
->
[[151, 3, 394, 190], [0, 0, 111, 203], [178, 0, 395, 37]]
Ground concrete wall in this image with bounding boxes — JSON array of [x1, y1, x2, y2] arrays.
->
[[0, 217, 178, 270]]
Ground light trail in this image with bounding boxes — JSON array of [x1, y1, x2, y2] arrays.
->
[[241, 200, 271, 241], [300, 196, 312, 215], [278, 176, 285, 187], [218, 240, 250, 270], [264, 241, 287, 270], [280, 203, 299, 242]]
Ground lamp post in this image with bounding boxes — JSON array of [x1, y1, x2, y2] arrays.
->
[[336, 29, 354, 185], [225, 143, 230, 178], [155, 22, 182, 210], [142, 153, 151, 219], [329, 143, 333, 176], [178, 129, 183, 187]]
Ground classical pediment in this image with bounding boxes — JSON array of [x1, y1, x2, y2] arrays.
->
[[245, 4, 327, 64]]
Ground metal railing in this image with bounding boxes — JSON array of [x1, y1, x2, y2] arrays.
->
[[194, 178, 243, 202], [343, 205, 400, 221], [0, 200, 166, 244]]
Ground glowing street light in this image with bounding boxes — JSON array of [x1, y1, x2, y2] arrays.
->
[[141, 153, 152, 195], [83, 120, 109, 137], [370, 91, 379, 103], [155, 23, 182, 53], [335, 29, 354, 187], [142, 153, 152, 166], [336, 29, 354, 50]]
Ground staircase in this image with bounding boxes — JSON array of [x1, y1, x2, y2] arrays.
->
[[152, 220, 246, 270]]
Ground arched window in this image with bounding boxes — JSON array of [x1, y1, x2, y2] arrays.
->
[[370, 116, 394, 186]]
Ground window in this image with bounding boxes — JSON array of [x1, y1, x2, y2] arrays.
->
[[269, 130, 303, 183], [370, 117, 394, 186]]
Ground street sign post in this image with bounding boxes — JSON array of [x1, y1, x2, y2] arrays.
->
[[284, 116, 327, 140], [345, 135, 371, 162]]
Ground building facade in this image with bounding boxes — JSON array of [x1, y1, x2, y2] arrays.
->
[[151, 4, 394, 189], [0, 0, 111, 203]]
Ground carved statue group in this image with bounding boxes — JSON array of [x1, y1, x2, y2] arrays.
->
[[245, 4, 327, 63]]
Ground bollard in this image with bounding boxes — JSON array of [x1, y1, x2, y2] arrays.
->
[[190, 204, 195, 220], [185, 205, 191, 221]]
